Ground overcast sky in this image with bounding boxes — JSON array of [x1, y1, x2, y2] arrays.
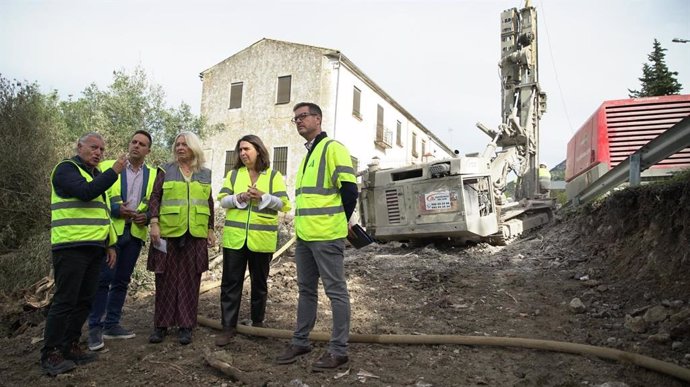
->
[[2, 0, 689, 168]]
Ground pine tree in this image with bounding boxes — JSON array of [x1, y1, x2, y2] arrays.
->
[[628, 39, 683, 98]]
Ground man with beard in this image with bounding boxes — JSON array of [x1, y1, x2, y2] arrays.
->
[[87, 130, 159, 351]]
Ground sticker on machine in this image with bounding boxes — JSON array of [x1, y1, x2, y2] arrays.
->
[[418, 190, 459, 214]]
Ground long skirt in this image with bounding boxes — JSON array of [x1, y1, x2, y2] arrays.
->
[[151, 235, 207, 328]]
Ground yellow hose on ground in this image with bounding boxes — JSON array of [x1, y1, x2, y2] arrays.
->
[[197, 315, 690, 383]]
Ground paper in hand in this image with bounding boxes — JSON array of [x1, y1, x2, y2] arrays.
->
[[154, 239, 167, 253]]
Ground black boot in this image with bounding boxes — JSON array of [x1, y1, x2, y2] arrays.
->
[[148, 327, 167, 344], [179, 327, 192, 345]]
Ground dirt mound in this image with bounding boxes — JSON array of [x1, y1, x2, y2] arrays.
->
[[555, 176, 690, 301], [0, 178, 689, 386]]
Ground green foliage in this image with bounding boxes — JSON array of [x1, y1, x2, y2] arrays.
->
[[549, 168, 565, 181], [551, 190, 568, 206], [60, 66, 216, 165], [651, 167, 690, 188], [0, 67, 216, 295], [0, 76, 65, 251], [628, 39, 683, 98]]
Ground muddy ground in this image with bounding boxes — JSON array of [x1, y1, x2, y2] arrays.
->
[[1, 178, 689, 386]]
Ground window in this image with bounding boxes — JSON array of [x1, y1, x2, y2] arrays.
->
[[374, 105, 392, 149], [352, 87, 361, 118], [376, 105, 384, 141], [396, 120, 403, 146], [350, 156, 359, 175], [412, 132, 418, 158], [273, 146, 288, 175], [224, 150, 236, 176], [276, 76, 291, 104], [422, 140, 427, 159], [229, 82, 243, 109]]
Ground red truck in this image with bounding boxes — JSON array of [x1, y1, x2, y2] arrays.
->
[[565, 95, 690, 200]]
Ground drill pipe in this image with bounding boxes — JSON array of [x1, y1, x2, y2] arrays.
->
[[197, 315, 690, 383]]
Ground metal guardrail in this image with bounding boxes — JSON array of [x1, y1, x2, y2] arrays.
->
[[572, 115, 690, 205]]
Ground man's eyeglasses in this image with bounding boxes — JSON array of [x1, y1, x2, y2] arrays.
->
[[291, 113, 317, 123]]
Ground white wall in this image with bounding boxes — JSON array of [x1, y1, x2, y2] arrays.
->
[[200, 39, 455, 199]]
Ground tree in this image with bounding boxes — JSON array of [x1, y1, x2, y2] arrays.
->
[[0, 75, 65, 251], [60, 66, 221, 164], [628, 39, 683, 98], [0, 68, 221, 292]]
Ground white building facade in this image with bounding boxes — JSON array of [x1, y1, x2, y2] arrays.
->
[[199, 39, 454, 196]]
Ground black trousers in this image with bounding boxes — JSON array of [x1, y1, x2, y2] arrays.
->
[[220, 245, 271, 328], [42, 245, 105, 357]]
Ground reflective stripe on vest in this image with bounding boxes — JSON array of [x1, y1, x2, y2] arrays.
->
[[220, 167, 290, 252], [295, 139, 356, 241], [50, 160, 112, 247], [100, 160, 158, 241], [159, 162, 212, 238]]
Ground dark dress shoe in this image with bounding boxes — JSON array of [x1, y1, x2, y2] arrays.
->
[[275, 344, 311, 364], [214, 327, 236, 347], [41, 349, 76, 376], [63, 341, 98, 365], [311, 352, 349, 371]]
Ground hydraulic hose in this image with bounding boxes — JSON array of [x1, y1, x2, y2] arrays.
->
[[197, 315, 690, 383]]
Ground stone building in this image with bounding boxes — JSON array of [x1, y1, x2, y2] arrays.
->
[[199, 38, 454, 196]]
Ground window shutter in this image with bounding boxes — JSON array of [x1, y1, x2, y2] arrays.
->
[[229, 82, 243, 109], [352, 87, 361, 117], [376, 104, 384, 140], [277, 76, 291, 104]]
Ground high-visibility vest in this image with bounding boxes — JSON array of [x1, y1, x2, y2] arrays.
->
[[218, 167, 291, 252], [538, 167, 551, 180], [538, 166, 551, 191], [99, 160, 158, 241], [50, 159, 116, 248], [158, 162, 212, 238], [295, 138, 356, 241]]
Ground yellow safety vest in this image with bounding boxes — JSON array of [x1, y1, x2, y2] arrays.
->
[[218, 167, 291, 252], [50, 160, 116, 248], [538, 167, 551, 180], [159, 162, 212, 238], [99, 160, 158, 241], [295, 138, 356, 241]]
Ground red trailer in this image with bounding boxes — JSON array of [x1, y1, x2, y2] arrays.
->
[[565, 95, 690, 199]]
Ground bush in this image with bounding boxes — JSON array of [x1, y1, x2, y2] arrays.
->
[[0, 76, 63, 252], [0, 231, 52, 295]]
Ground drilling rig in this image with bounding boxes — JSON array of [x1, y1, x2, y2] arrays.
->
[[359, 1, 553, 244]]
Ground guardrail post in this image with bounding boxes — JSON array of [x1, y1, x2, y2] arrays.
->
[[629, 154, 641, 187]]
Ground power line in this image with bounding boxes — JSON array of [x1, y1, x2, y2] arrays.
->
[[537, 0, 575, 135]]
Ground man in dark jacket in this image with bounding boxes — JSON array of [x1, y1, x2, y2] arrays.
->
[[41, 132, 125, 376]]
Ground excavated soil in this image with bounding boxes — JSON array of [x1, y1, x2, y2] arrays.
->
[[1, 178, 689, 386]]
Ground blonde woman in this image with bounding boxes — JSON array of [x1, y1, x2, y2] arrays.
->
[[147, 132, 215, 345]]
